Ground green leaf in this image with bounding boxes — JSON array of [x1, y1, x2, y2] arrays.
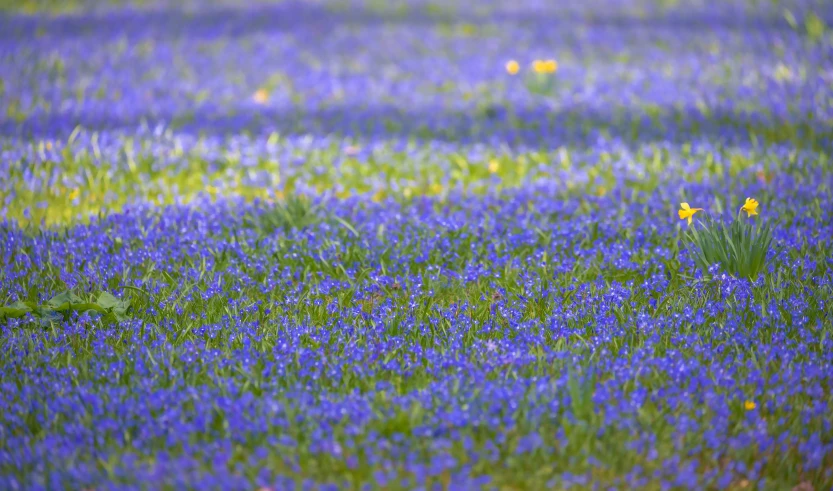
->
[[2, 291, 133, 325], [0, 301, 34, 319], [332, 215, 360, 238], [806, 11, 827, 43], [46, 291, 83, 310], [784, 9, 798, 30], [95, 291, 131, 320], [96, 291, 121, 309]]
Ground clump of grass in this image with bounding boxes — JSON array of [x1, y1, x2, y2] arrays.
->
[[523, 59, 559, 97], [683, 198, 775, 279], [245, 195, 321, 234]]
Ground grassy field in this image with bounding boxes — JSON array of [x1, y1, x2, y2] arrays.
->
[[2, 0, 833, 489]]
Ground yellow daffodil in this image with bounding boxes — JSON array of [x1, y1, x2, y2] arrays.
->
[[744, 400, 756, 411], [741, 197, 759, 217], [505, 60, 519, 75], [678, 202, 704, 225], [532, 59, 558, 74]]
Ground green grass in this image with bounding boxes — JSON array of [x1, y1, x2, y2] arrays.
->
[[3, 134, 830, 226]]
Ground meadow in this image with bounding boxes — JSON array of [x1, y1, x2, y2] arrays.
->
[[1, 0, 833, 489]]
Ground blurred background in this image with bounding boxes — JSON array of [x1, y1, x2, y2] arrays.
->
[[1, 0, 831, 223]]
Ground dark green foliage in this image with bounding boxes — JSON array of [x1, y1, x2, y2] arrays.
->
[[685, 216, 775, 280], [1, 291, 131, 323]]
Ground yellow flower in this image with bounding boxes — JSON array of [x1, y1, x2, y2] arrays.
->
[[488, 159, 500, 173], [678, 202, 704, 225], [532, 59, 558, 74], [505, 60, 520, 75], [744, 400, 756, 411], [69, 188, 80, 200], [741, 197, 759, 217], [252, 88, 269, 104]]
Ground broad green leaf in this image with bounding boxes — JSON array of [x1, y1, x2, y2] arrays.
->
[[96, 291, 131, 320], [96, 291, 121, 309], [46, 291, 83, 310], [0, 301, 34, 319]]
